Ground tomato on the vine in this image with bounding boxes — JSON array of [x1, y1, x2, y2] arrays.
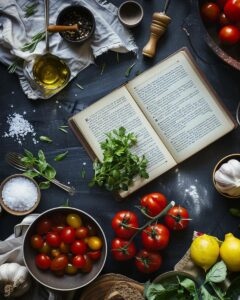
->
[[135, 250, 162, 273], [71, 240, 87, 255], [46, 232, 61, 248], [31, 234, 43, 249], [112, 211, 139, 239], [141, 224, 170, 251], [35, 254, 51, 270], [201, 2, 221, 23], [219, 25, 240, 45], [164, 206, 190, 231], [140, 193, 167, 217], [224, 0, 240, 22], [61, 226, 75, 244], [50, 255, 68, 272], [111, 238, 136, 261]]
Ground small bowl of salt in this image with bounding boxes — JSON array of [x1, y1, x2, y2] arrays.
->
[[0, 174, 41, 216]]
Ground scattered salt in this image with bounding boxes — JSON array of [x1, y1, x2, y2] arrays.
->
[[55, 100, 59, 104], [83, 162, 86, 166], [75, 94, 77, 97], [184, 185, 200, 202], [11, 91, 15, 95], [67, 181, 71, 185], [2, 177, 38, 211], [3, 113, 38, 145], [10, 104, 14, 108], [23, 111, 27, 115], [58, 105, 62, 109]]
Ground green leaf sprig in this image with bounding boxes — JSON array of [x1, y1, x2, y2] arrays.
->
[[125, 62, 136, 77], [21, 31, 45, 53], [7, 58, 24, 74], [21, 149, 56, 189], [39, 135, 52, 143], [24, 3, 38, 18], [54, 151, 68, 162], [89, 127, 149, 192]]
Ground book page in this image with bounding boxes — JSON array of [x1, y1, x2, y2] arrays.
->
[[72, 87, 176, 197], [127, 50, 234, 162]]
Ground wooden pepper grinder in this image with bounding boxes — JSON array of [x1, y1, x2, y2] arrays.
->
[[142, 0, 171, 58]]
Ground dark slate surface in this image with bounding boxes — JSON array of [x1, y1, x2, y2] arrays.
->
[[0, 0, 240, 292]]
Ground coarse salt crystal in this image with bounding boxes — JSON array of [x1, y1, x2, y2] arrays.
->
[[2, 177, 38, 211]]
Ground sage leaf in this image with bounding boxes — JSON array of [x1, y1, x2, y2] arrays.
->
[[206, 261, 227, 283], [125, 62, 136, 77], [39, 181, 50, 190], [54, 151, 68, 162], [229, 208, 240, 217], [39, 136, 52, 143]]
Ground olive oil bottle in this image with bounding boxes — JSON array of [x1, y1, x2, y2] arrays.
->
[[33, 54, 70, 90]]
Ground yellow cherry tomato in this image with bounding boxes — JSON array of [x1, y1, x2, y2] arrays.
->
[[87, 236, 103, 251], [66, 214, 82, 229]]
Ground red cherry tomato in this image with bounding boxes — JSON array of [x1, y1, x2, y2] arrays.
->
[[72, 255, 86, 268], [31, 234, 43, 249], [61, 226, 75, 244], [201, 2, 221, 23], [135, 250, 162, 273], [164, 206, 190, 231], [112, 211, 139, 239], [46, 232, 61, 248], [36, 218, 52, 234], [219, 25, 240, 45], [52, 225, 64, 235], [219, 12, 231, 26], [87, 250, 101, 261], [111, 238, 136, 261], [75, 227, 89, 239], [224, 0, 240, 22], [81, 254, 93, 273], [140, 193, 167, 217], [217, 0, 228, 8], [71, 240, 87, 255], [38, 241, 51, 254], [141, 224, 170, 251], [59, 241, 70, 254], [50, 255, 68, 271], [35, 254, 51, 270]]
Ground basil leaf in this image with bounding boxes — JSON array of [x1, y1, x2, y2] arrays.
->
[[209, 282, 225, 300], [201, 286, 218, 300], [180, 278, 198, 298], [38, 150, 46, 162], [229, 208, 240, 218], [39, 136, 52, 143], [39, 181, 50, 189], [23, 170, 39, 178], [206, 261, 227, 283], [24, 149, 34, 159], [44, 165, 56, 180], [54, 151, 68, 162]]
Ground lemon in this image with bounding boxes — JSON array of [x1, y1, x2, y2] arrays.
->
[[190, 234, 220, 271], [220, 233, 240, 272]]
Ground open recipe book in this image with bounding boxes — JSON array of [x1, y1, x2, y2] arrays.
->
[[69, 49, 236, 198]]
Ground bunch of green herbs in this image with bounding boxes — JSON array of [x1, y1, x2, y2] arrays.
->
[[89, 127, 149, 192], [21, 31, 45, 53], [21, 149, 56, 189], [145, 261, 230, 300], [24, 2, 38, 18]]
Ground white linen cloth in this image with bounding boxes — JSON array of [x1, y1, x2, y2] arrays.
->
[[0, 0, 137, 99], [0, 214, 75, 300]]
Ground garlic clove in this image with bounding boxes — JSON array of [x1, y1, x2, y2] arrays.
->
[[220, 163, 236, 178], [214, 169, 236, 188], [228, 159, 240, 177]]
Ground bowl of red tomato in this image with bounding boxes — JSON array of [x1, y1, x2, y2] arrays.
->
[[23, 207, 107, 291], [199, 0, 240, 70]]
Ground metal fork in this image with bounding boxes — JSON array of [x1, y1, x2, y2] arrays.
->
[[5, 152, 76, 196]]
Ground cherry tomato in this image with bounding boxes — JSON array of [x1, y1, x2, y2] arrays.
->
[[219, 25, 240, 45], [135, 250, 162, 273], [87, 250, 101, 261], [46, 232, 61, 248], [52, 213, 66, 226], [36, 218, 52, 235], [219, 12, 231, 26], [50, 255, 68, 272], [59, 241, 70, 254], [72, 255, 86, 268], [141, 224, 170, 251], [164, 206, 190, 231], [35, 254, 51, 270], [86, 223, 97, 236], [224, 0, 240, 22], [111, 238, 136, 261], [71, 240, 87, 255], [52, 225, 64, 235], [87, 236, 103, 250], [81, 254, 93, 273], [61, 227, 75, 244], [112, 211, 139, 239], [51, 249, 61, 258], [217, 0, 228, 8], [66, 214, 82, 229], [201, 2, 220, 23], [140, 193, 167, 217], [31, 234, 43, 249], [65, 263, 78, 275], [75, 227, 89, 239], [38, 241, 51, 254]]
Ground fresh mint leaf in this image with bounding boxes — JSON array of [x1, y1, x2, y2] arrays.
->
[[54, 151, 68, 162], [206, 261, 227, 283], [39, 181, 50, 189]]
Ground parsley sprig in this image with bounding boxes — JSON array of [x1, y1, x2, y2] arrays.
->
[[89, 127, 149, 192]]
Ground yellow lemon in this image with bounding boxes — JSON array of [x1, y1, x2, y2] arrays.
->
[[220, 233, 240, 272], [190, 234, 220, 271]]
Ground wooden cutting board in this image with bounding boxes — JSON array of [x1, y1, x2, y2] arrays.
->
[[79, 273, 144, 300]]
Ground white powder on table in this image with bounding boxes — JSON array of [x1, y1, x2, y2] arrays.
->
[[3, 113, 38, 145], [2, 177, 38, 211]]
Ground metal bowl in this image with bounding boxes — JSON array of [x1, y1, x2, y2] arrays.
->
[[197, 0, 240, 71], [23, 207, 107, 291], [56, 5, 95, 44]]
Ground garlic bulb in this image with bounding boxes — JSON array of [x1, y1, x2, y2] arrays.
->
[[214, 159, 240, 197], [0, 263, 31, 298]]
